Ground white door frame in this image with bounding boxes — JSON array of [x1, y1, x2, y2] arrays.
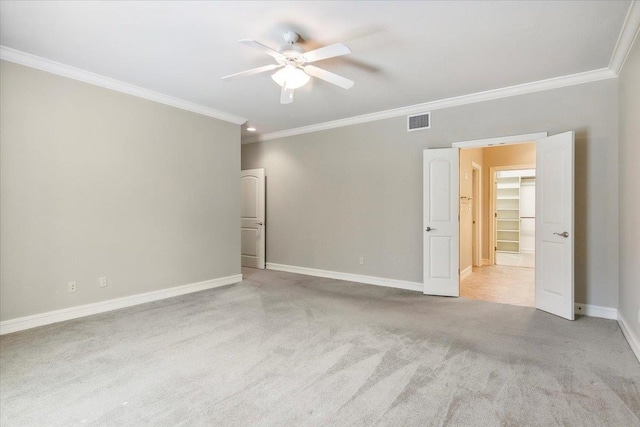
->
[[488, 164, 536, 266], [449, 132, 574, 320], [471, 162, 482, 267], [451, 132, 548, 149]]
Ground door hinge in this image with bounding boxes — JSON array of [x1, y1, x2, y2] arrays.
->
[[495, 246, 497, 251], [458, 268, 460, 275], [494, 212, 497, 218]]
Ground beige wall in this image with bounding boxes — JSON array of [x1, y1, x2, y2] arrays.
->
[[0, 61, 241, 321], [459, 148, 483, 271], [480, 143, 536, 260], [618, 37, 640, 339], [242, 78, 619, 308]]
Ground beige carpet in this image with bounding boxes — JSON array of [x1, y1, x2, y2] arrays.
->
[[1, 267, 638, 426]]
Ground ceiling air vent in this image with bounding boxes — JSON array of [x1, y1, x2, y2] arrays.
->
[[407, 112, 430, 132]]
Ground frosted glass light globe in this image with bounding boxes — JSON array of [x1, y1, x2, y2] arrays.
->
[[271, 66, 310, 89]]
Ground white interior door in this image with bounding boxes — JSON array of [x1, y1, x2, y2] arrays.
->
[[535, 132, 574, 319], [423, 148, 460, 296], [241, 169, 265, 269]]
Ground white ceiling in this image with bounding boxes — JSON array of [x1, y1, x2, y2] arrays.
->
[[0, 1, 632, 141]]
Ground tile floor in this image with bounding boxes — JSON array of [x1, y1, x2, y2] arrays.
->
[[461, 264, 534, 307], [495, 251, 535, 268]]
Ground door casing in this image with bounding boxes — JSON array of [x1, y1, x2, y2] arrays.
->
[[443, 131, 574, 320], [471, 163, 482, 267]]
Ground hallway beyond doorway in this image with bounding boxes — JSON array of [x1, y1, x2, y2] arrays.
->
[[496, 252, 534, 268], [461, 265, 534, 307]]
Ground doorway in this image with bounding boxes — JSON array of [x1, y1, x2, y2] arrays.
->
[[241, 168, 265, 269], [459, 146, 536, 307], [423, 131, 575, 320]]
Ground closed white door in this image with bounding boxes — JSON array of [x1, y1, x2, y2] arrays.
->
[[241, 169, 265, 269], [423, 148, 460, 296], [535, 132, 574, 319]]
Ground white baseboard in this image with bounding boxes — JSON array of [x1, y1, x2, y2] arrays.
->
[[460, 266, 472, 280], [574, 303, 618, 320], [0, 274, 242, 335], [265, 264, 621, 322], [266, 263, 423, 293], [617, 310, 640, 363]]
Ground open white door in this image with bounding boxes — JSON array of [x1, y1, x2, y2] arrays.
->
[[241, 169, 265, 269], [423, 148, 460, 296], [535, 132, 574, 319]]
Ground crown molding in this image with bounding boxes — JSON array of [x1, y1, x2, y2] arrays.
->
[[609, 0, 640, 75], [243, 67, 616, 144], [0, 46, 247, 125]]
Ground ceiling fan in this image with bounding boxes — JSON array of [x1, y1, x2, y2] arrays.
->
[[222, 31, 354, 104]]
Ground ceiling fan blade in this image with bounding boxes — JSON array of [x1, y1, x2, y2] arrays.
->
[[303, 43, 351, 63], [304, 65, 354, 89], [221, 64, 282, 80], [239, 39, 284, 59], [280, 86, 294, 104]]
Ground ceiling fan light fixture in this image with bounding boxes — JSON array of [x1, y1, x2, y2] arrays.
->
[[227, 33, 354, 103], [271, 65, 310, 89]]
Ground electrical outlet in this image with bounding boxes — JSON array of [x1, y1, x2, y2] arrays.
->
[[68, 281, 77, 293], [99, 276, 108, 288], [359, 257, 364, 265]]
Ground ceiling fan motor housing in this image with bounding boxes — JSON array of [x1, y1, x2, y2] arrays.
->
[[279, 31, 305, 62], [276, 49, 306, 67], [282, 31, 299, 45]]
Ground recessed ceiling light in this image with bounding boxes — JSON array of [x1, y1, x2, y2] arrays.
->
[[247, 126, 256, 132]]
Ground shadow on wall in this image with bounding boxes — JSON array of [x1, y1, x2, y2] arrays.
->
[[574, 128, 589, 305]]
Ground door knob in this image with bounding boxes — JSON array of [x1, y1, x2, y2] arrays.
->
[[553, 231, 569, 238], [425, 227, 436, 232], [256, 222, 264, 226]]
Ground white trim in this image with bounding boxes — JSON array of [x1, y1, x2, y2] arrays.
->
[[0, 46, 247, 125], [481, 258, 491, 266], [244, 68, 614, 144], [0, 274, 242, 335], [265, 264, 619, 323], [574, 303, 618, 320], [471, 162, 482, 268], [609, 0, 640, 75], [452, 132, 547, 148], [460, 266, 472, 280], [618, 310, 640, 363], [266, 263, 422, 293]]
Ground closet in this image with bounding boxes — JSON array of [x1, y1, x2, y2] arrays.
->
[[495, 169, 535, 253]]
